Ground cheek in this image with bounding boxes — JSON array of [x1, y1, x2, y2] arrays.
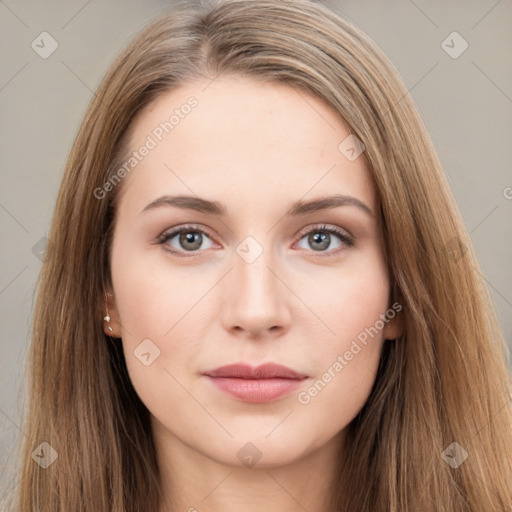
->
[[295, 247, 390, 410], [109, 244, 193, 414], [109, 237, 209, 391], [304, 245, 390, 345], [110, 236, 203, 339]]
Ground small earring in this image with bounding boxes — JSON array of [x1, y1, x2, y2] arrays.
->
[[104, 291, 113, 334], [103, 315, 113, 333]]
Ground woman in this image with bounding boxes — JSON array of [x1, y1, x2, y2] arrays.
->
[[10, 0, 512, 510]]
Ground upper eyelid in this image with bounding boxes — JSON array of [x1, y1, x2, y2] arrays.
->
[[295, 223, 352, 239], [160, 223, 216, 240]]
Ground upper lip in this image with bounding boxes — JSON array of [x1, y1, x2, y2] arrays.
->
[[203, 363, 308, 380]]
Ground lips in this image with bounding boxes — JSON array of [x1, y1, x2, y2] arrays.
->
[[202, 363, 308, 403], [203, 362, 308, 380]]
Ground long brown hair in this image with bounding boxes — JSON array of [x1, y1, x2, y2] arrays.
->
[[7, 0, 512, 510]]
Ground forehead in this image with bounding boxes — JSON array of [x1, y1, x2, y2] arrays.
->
[[115, 75, 376, 217]]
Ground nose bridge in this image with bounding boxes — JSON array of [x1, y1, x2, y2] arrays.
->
[[234, 237, 279, 305], [220, 233, 291, 334]]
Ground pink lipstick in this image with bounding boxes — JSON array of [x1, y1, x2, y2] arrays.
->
[[202, 362, 308, 403]]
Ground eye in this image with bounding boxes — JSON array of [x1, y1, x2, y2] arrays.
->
[[157, 223, 355, 258], [157, 224, 217, 257], [294, 224, 354, 256]]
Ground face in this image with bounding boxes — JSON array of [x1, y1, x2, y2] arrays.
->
[[105, 75, 401, 469]]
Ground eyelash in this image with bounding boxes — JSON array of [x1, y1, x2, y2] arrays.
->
[[156, 223, 355, 258]]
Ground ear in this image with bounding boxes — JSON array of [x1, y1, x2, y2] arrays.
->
[[383, 305, 404, 341], [103, 285, 123, 338]]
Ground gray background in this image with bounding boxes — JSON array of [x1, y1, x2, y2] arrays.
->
[[1, 0, 511, 502]]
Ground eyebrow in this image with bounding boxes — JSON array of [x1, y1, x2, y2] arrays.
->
[[139, 194, 375, 218]]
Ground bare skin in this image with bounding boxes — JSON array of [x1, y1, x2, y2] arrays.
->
[[104, 75, 402, 512]]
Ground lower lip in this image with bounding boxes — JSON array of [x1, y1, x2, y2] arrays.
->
[[205, 376, 305, 403]]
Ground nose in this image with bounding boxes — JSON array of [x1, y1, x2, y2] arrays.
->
[[220, 247, 292, 339]]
